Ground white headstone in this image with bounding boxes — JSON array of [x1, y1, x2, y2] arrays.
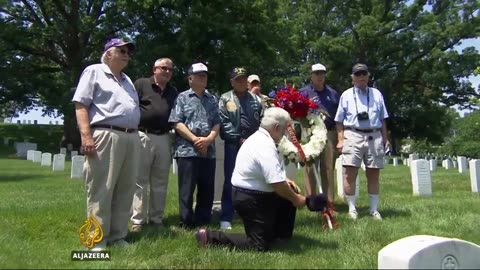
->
[[172, 158, 177, 175], [429, 159, 437, 172], [60, 147, 67, 155], [213, 137, 225, 204], [407, 158, 411, 167], [378, 235, 480, 269], [470, 160, 480, 193], [71, 151, 78, 157], [335, 157, 360, 200], [444, 159, 453, 170], [393, 158, 399, 167], [67, 143, 73, 151], [452, 160, 457, 168], [52, 154, 65, 171], [411, 159, 432, 196], [457, 156, 467, 174], [70, 155, 85, 179], [41, 153, 52, 166], [27, 120, 31, 124], [15, 142, 37, 158], [27, 150, 35, 161], [409, 153, 419, 161], [285, 160, 297, 181], [55, 120, 59, 125], [22, 120, 26, 124], [3, 137, 9, 146], [32, 151, 42, 163]]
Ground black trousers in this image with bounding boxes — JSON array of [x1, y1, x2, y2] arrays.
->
[[177, 157, 216, 228], [206, 187, 297, 251]]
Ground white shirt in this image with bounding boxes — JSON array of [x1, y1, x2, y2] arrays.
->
[[334, 86, 389, 129], [72, 63, 140, 129], [231, 127, 286, 192]]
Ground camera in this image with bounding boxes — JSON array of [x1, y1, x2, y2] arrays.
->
[[357, 111, 369, 121]]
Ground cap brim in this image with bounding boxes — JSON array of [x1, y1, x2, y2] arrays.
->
[[231, 74, 247, 80], [189, 71, 208, 75], [115, 42, 135, 52]]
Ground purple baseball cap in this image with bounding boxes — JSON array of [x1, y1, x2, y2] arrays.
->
[[103, 37, 135, 53]]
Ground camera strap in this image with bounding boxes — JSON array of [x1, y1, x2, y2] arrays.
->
[[353, 87, 369, 115]]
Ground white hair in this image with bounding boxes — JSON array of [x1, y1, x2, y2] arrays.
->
[[100, 47, 116, 64], [153, 58, 173, 67], [260, 107, 291, 130]]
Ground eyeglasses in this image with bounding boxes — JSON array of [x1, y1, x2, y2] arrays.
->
[[353, 71, 368, 76], [156, 66, 173, 72], [117, 48, 133, 56]]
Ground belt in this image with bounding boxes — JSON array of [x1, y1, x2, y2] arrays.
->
[[345, 127, 379, 133], [138, 128, 169, 135], [233, 186, 273, 195], [91, 124, 137, 133]]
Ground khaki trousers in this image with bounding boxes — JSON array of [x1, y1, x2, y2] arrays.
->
[[84, 129, 140, 243], [319, 130, 338, 199], [131, 132, 172, 225]]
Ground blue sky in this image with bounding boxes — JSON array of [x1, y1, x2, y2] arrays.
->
[[5, 38, 480, 124]]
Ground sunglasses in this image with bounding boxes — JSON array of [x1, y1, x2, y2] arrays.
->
[[117, 48, 133, 56], [156, 66, 173, 72], [353, 71, 368, 76]]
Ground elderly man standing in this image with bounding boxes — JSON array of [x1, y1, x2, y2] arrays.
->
[[168, 63, 221, 229], [130, 58, 178, 232], [300, 63, 340, 214], [193, 107, 328, 251], [72, 37, 140, 250], [247, 74, 268, 105], [218, 67, 263, 230], [334, 63, 390, 221]]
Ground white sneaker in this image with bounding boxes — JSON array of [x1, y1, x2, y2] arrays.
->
[[371, 211, 383, 220], [348, 210, 358, 220], [90, 241, 107, 251], [220, 221, 232, 230]]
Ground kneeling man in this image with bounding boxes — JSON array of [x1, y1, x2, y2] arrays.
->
[[194, 107, 327, 251]]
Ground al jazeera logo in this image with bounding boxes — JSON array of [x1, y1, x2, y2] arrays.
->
[[71, 215, 111, 261]]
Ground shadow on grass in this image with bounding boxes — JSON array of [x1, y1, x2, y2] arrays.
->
[[274, 235, 339, 254], [0, 174, 48, 182]]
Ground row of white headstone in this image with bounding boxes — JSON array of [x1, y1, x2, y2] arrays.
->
[[26, 150, 85, 179], [10, 120, 60, 125], [409, 158, 480, 196]]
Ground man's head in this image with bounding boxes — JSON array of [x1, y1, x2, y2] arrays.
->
[[351, 63, 370, 89], [310, 63, 326, 89], [247, 74, 261, 93], [260, 107, 291, 143], [101, 37, 135, 69], [230, 67, 248, 93], [153, 58, 173, 84], [188, 63, 208, 89]]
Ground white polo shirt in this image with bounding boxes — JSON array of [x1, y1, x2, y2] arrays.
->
[[231, 127, 286, 192]]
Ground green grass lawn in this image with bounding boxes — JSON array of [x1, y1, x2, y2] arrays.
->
[[1, 146, 479, 269]]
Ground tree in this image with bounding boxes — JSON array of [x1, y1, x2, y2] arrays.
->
[[0, 0, 136, 147], [278, 0, 480, 145]]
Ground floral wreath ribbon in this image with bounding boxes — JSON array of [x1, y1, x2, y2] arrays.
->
[[285, 122, 339, 230]]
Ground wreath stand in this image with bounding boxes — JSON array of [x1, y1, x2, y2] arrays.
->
[[286, 121, 338, 230]]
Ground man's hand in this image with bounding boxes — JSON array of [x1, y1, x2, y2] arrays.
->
[[80, 135, 96, 156], [336, 140, 343, 152], [293, 195, 306, 208], [193, 137, 212, 150], [287, 180, 301, 194]]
